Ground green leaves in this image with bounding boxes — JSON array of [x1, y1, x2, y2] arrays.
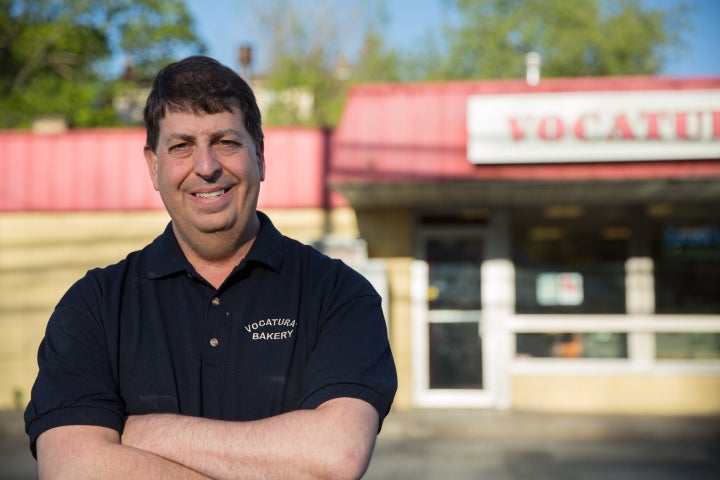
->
[[0, 0, 205, 128], [421, 0, 688, 80]]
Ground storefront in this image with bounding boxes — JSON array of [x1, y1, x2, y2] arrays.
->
[[330, 76, 720, 413]]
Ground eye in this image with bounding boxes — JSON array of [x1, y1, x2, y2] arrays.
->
[[168, 142, 189, 153], [168, 142, 191, 156], [216, 139, 243, 151]]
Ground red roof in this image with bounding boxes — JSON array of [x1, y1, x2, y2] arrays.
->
[[4, 76, 720, 212], [0, 127, 344, 212]]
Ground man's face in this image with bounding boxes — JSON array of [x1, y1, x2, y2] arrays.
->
[[145, 107, 265, 246]]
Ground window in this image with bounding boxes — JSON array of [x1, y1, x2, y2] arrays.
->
[[427, 239, 482, 311], [516, 332, 628, 359], [514, 206, 627, 314], [652, 223, 720, 314], [656, 333, 720, 360], [429, 323, 483, 388]]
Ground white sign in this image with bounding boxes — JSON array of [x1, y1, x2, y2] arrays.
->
[[537, 272, 584, 306], [467, 90, 720, 163]]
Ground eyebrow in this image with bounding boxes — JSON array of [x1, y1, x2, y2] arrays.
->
[[209, 129, 244, 142], [164, 133, 194, 146], [164, 130, 244, 145]]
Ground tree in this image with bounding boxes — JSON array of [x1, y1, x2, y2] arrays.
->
[[252, 0, 401, 127], [350, 9, 402, 83], [411, 0, 689, 80], [0, 0, 205, 128]]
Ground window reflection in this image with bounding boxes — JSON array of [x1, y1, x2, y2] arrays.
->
[[427, 239, 483, 310], [656, 333, 720, 360], [429, 323, 483, 388], [513, 208, 627, 314], [653, 224, 720, 314], [516, 332, 628, 359]]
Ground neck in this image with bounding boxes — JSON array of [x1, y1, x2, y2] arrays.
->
[[173, 218, 260, 289]]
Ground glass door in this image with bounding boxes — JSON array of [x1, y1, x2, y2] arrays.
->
[[413, 229, 496, 407]]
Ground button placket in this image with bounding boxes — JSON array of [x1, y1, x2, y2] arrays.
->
[[207, 296, 223, 349], [203, 293, 228, 387]]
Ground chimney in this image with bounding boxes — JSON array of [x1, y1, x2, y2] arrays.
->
[[238, 45, 253, 80]]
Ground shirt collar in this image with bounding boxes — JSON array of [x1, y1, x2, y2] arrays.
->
[[145, 211, 284, 279], [242, 211, 284, 273]]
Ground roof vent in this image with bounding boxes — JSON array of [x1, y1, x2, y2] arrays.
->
[[525, 51, 541, 86]]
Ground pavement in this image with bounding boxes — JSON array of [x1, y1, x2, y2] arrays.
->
[[367, 408, 720, 479], [1, 407, 719, 479]]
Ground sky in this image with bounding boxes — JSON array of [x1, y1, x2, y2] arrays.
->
[[183, 0, 720, 78]]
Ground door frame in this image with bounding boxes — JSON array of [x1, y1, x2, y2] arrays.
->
[[411, 225, 500, 407]]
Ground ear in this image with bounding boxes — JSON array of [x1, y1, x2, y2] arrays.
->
[[255, 139, 266, 182], [144, 146, 159, 191]]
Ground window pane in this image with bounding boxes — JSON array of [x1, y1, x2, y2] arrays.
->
[[656, 333, 720, 360], [429, 323, 483, 389], [513, 208, 627, 314], [516, 332, 628, 359], [516, 265, 625, 313], [427, 239, 483, 310], [653, 224, 720, 313]]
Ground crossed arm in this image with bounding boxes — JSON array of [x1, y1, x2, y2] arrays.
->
[[36, 397, 379, 480]]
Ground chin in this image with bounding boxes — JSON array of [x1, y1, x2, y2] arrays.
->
[[196, 222, 235, 235]]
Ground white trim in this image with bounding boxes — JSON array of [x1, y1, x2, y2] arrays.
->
[[651, 361, 720, 374], [413, 389, 497, 408], [626, 257, 654, 314], [410, 260, 430, 404], [427, 309, 481, 323], [507, 314, 720, 333], [628, 331, 654, 371], [510, 358, 720, 375]]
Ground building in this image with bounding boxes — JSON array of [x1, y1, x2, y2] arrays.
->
[[330, 75, 720, 413], [1, 75, 719, 414]]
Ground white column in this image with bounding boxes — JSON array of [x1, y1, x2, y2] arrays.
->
[[482, 210, 515, 409]]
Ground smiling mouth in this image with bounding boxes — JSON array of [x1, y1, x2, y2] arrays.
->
[[194, 189, 227, 199]]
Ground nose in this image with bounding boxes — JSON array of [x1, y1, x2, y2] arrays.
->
[[194, 145, 221, 181]]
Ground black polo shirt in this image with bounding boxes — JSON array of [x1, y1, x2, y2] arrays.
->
[[25, 212, 397, 453]]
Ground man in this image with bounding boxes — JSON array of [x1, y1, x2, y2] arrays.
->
[[24, 55, 397, 479]]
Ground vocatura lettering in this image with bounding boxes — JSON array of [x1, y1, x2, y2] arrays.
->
[[244, 318, 297, 333], [245, 318, 297, 341], [508, 109, 720, 142]]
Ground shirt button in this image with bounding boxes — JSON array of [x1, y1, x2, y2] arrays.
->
[[211, 297, 220, 306], [209, 337, 219, 347]]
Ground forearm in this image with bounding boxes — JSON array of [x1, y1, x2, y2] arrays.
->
[[122, 398, 379, 480], [36, 425, 211, 480]]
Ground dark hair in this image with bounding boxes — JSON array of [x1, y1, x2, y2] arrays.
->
[[143, 55, 263, 151]]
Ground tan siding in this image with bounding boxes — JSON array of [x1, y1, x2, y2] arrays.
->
[[512, 375, 720, 415], [0, 212, 170, 409]]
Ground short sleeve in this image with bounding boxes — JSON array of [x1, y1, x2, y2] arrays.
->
[[299, 268, 397, 428], [24, 274, 125, 456]]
